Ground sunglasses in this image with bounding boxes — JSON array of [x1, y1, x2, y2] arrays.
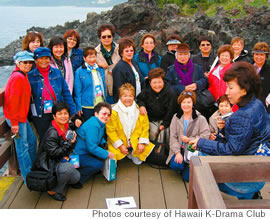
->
[[201, 43, 211, 47], [100, 112, 111, 117], [22, 61, 33, 64], [101, 35, 112, 39], [182, 91, 192, 96]]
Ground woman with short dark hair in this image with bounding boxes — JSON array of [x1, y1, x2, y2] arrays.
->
[[112, 38, 143, 102], [75, 102, 114, 184], [190, 62, 270, 199], [96, 24, 121, 104], [48, 36, 74, 94], [137, 67, 177, 142], [32, 102, 80, 201]]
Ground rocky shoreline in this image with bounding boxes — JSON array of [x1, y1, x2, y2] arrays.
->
[[0, 0, 270, 66]]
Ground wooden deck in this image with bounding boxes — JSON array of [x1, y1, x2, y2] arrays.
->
[[0, 158, 189, 209]]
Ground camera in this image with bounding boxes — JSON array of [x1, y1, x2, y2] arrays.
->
[[220, 112, 233, 121], [65, 130, 75, 141]]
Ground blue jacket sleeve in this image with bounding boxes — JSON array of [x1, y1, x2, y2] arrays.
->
[[165, 67, 185, 96], [194, 64, 208, 90], [85, 124, 109, 160], [197, 113, 254, 155], [74, 68, 82, 112]]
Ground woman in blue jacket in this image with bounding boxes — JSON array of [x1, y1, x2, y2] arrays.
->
[[190, 61, 270, 199], [133, 33, 161, 80], [74, 47, 107, 121], [28, 47, 77, 140], [75, 102, 114, 184], [64, 29, 84, 73]]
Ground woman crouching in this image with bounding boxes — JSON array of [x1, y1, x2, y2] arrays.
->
[[106, 83, 154, 165], [166, 90, 210, 181], [32, 102, 80, 201]]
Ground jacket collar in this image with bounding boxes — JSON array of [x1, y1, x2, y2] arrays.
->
[[31, 66, 53, 77], [176, 107, 198, 120]]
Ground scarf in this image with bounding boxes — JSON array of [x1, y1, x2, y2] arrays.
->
[[101, 42, 115, 66], [37, 65, 56, 101], [52, 120, 69, 141], [113, 100, 139, 140], [174, 59, 193, 86], [85, 62, 99, 72]]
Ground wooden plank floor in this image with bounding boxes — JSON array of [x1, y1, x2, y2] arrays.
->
[[1, 158, 189, 209]]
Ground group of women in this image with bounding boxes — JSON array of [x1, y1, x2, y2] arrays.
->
[[3, 24, 270, 201]]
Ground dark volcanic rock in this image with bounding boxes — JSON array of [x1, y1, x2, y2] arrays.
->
[[1, 0, 270, 66]]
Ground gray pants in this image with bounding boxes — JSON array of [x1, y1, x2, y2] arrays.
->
[[53, 162, 80, 193]]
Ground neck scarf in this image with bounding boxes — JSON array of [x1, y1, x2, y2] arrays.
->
[[101, 42, 115, 66], [52, 120, 69, 141], [174, 59, 193, 86], [114, 100, 138, 140], [36, 65, 50, 75]]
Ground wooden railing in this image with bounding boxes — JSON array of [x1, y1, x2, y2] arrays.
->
[[0, 88, 19, 176], [189, 156, 270, 209]]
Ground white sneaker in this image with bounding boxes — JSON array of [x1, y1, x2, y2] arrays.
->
[[131, 156, 142, 165], [127, 153, 132, 160]]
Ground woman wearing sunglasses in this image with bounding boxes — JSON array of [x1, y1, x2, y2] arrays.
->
[[106, 83, 154, 165], [4, 51, 37, 183], [74, 102, 114, 184], [166, 90, 210, 181], [95, 24, 121, 104]]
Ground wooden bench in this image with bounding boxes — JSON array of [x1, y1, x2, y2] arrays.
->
[[189, 156, 270, 209]]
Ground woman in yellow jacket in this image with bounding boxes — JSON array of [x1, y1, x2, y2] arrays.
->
[[106, 83, 154, 164]]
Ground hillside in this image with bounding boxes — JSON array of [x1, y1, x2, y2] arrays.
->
[[156, 0, 270, 17]]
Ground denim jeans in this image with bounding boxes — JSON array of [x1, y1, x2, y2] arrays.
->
[[78, 154, 103, 184], [170, 154, 190, 182], [6, 119, 37, 183]]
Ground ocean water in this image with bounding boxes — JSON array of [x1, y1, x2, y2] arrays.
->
[[0, 6, 111, 175], [0, 6, 112, 87]]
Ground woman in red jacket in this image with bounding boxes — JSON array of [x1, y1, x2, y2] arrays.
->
[[4, 51, 37, 183], [208, 45, 234, 101]]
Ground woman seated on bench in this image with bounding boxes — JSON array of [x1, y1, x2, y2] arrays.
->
[[190, 62, 270, 199]]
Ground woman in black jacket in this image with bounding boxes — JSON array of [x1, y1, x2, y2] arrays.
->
[[112, 38, 143, 102], [32, 102, 81, 201], [137, 67, 177, 142]]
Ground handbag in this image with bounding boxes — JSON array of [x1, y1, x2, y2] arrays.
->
[[195, 89, 215, 111], [146, 129, 169, 167], [102, 158, 116, 181], [26, 152, 57, 192]]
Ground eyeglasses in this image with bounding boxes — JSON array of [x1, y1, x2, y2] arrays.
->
[[100, 112, 111, 117], [201, 43, 211, 47], [67, 37, 77, 42], [101, 35, 112, 39], [182, 91, 192, 96], [22, 61, 33, 64]]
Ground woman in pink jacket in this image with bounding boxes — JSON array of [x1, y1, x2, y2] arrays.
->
[[208, 45, 234, 101], [48, 36, 74, 94]]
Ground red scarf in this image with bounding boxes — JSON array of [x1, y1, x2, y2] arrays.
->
[[232, 104, 239, 112], [52, 120, 69, 141], [37, 65, 56, 101]]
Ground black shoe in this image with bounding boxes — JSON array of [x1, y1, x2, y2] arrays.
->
[[71, 182, 83, 189], [252, 191, 263, 200], [48, 192, 66, 201]]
